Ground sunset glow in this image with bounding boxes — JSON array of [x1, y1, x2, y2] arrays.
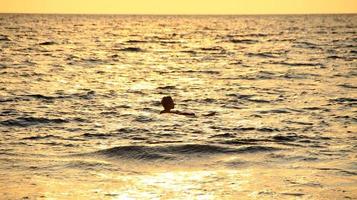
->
[[0, 0, 356, 14], [1, 0, 356, 198]]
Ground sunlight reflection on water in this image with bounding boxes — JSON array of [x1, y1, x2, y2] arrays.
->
[[0, 14, 356, 199]]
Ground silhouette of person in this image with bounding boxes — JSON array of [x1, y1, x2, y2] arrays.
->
[[160, 96, 195, 116]]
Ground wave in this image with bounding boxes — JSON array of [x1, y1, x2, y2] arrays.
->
[[24, 94, 61, 100], [63, 160, 113, 170], [331, 97, 357, 103], [256, 127, 281, 132], [327, 55, 345, 60], [126, 39, 148, 43], [338, 84, 357, 89], [96, 145, 174, 160], [38, 41, 57, 45], [0, 109, 17, 116], [126, 39, 180, 44], [230, 39, 258, 44], [180, 70, 220, 75], [0, 34, 11, 41], [94, 143, 279, 161], [0, 97, 25, 103], [293, 41, 321, 49], [200, 46, 225, 51], [210, 125, 286, 133], [209, 133, 236, 138], [246, 52, 279, 58], [272, 134, 302, 142], [258, 109, 292, 114], [236, 146, 280, 153], [232, 127, 256, 131], [157, 85, 177, 90], [282, 72, 320, 79], [180, 50, 196, 54], [81, 57, 104, 63], [284, 120, 314, 126], [113, 127, 150, 134], [134, 115, 155, 123], [22, 134, 63, 140], [233, 33, 270, 37], [270, 61, 322, 67], [17, 91, 96, 101], [246, 98, 271, 103], [226, 93, 255, 99], [227, 93, 272, 103], [220, 133, 331, 147], [0, 117, 68, 127], [81, 133, 111, 138], [116, 47, 143, 52]]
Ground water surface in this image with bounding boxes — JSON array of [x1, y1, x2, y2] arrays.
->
[[0, 14, 356, 199]]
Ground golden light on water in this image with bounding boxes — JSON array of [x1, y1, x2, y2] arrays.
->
[[0, 0, 356, 14], [4, 163, 355, 199], [0, 1, 356, 199]]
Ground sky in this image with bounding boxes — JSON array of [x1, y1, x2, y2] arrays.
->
[[0, 0, 356, 15]]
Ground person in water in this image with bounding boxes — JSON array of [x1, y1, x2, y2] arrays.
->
[[160, 96, 195, 116]]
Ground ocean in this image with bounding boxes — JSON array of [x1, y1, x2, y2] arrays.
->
[[0, 14, 356, 199]]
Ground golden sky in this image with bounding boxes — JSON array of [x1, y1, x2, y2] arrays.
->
[[0, 0, 356, 14]]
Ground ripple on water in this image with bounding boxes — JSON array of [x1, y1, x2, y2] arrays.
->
[[330, 97, 357, 104], [0, 34, 12, 41], [0, 14, 356, 199], [229, 39, 259, 44], [0, 117, 68, 127], [270, 61, 323, 67], [115, 47, 143, 52], [38, 41, 57, 45], [22, 135, 64, 140], [92, 143, 281, 162]]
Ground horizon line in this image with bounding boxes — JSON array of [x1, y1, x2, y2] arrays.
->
[[0, 12, 356, 16]]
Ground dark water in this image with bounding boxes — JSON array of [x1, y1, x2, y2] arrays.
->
[[0, 14, 356, 199]]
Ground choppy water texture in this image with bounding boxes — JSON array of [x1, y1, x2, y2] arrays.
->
[[0, 14, 356, 199]]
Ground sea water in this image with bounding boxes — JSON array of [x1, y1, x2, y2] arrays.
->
[[0, 14, 356, 199]]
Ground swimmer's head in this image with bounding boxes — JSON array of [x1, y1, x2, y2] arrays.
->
[[161, 96, 175, 111]]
